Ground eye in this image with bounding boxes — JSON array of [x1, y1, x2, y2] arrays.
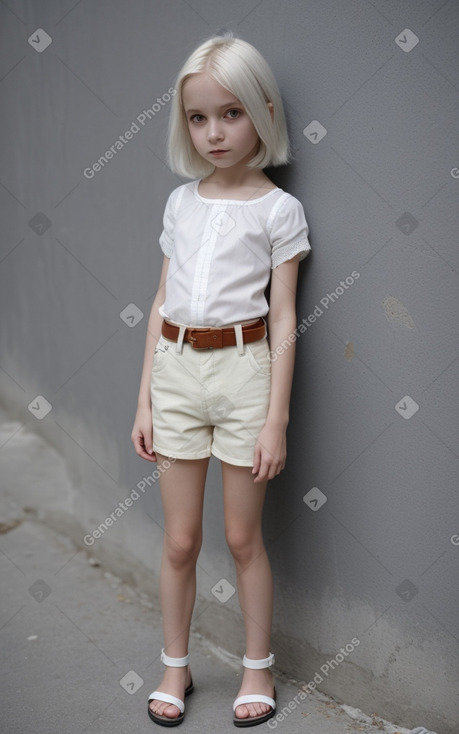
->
[[226, 109, 241, 119], [189, 114, 205, 123]]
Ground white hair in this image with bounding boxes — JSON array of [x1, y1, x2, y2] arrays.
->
[[167, 35, 290, 179]]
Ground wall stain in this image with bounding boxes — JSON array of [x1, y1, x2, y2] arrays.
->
[[345, 342, 354, 361], [382, 295, 415, 329]]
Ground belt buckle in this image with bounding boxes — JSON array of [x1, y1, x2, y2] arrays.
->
[[188, 327, 223, 349]]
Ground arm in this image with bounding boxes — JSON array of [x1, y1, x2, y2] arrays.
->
[[131, 255, 170, 462], [252, 254, 301, 482]]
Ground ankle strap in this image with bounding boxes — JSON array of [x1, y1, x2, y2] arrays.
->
[[242, 652, 275, 669], [160, 648, 190, 667]]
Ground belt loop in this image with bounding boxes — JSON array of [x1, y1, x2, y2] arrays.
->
[[234, 323, 244, 355], [175, 325, 186, 354], [262, 316, 268, 339]]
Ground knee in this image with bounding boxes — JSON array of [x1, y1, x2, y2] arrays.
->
[[225, 527, 261, 565], [164, 532, 201, 570]]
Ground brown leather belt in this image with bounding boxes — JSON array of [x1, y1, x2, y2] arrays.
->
[[161, 318, 266, 349]]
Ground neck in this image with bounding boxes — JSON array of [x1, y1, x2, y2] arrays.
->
[[202, 167, 269, 190]]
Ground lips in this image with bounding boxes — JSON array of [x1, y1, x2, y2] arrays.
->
[[210, 149, 229, 153]]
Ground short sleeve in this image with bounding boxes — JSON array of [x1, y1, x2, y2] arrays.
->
[[269, 194, 311, 269], [158, 187, 181, 258]]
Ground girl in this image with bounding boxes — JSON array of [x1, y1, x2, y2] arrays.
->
[[131, 34, 311, 727]]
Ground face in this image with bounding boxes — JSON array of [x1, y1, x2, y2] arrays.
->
[[182, 72, 261, 171]]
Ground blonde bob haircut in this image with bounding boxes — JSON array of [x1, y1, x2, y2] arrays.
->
[[167, 35, 290, 179]]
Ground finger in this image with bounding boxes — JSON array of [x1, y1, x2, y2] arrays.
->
[[132, 432, 156, 462], [137, 445, 157, 462], [144, 431, 154, 455], [267, 458, 280, 478], [254, 456, 270, 482], [252, 444, 261, 475], [269, 462, 282, 480], [131, 433, 141, 454]]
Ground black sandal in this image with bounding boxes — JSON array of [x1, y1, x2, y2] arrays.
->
[[233, 652, 276, 727], [148, 649, 194, 727]]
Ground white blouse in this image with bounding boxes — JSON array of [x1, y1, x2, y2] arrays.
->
[[158, 179, 311, 327]]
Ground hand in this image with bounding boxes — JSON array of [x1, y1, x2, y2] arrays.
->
[[252, 422, 287, 483], [131, 406, 157, 462]]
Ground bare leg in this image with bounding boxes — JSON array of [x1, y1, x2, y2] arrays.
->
[[221, 461, 275, 722], [149, 453, 209, 720]]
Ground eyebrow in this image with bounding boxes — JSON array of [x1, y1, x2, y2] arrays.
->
[[185, 101, 242, 114]]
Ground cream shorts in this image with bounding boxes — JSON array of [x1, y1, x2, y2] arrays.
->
[[150, 331, 271, 466]]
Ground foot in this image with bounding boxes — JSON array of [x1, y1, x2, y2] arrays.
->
[[148, 665, 192, 720], [234, 667, 275, 721]]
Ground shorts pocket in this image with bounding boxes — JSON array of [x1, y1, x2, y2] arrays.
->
[[245, 339, 272, 376], [152, 336, 171, 374]]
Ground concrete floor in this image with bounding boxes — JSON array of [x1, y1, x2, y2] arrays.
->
[[0, 413, 430, 733]]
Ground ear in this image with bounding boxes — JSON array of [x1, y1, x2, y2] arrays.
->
[[267, 101, 274, 121]]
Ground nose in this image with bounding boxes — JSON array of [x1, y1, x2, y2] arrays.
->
[[207, 118, 224, 143]]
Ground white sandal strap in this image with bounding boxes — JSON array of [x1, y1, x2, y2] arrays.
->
[[242, 652, 275, 669], [148, 690, 185, 714], [233, 694, 276, 712], [160, 648, 190, 667]]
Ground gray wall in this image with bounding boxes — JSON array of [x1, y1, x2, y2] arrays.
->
[[1, 1, 458, 732]]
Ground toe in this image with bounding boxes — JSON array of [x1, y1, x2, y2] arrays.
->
[[163, 703, 181, 719], [235, 702, 272, 720], [248, 702, 267, 717], [149, 700, 163, 716], [235, 704, 250, 719], [149, 700, 181, 719]]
